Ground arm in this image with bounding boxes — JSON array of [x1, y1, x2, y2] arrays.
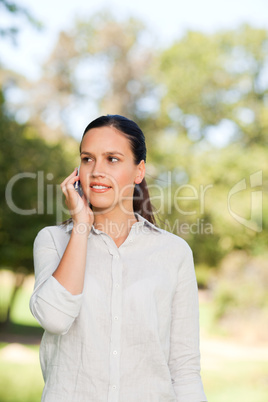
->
[[29, 227, 85, 334], [52, 223, 90, 294], [52, 167, 93, 294], [168, 245, 207, 402], [29, 168, 94, 335]]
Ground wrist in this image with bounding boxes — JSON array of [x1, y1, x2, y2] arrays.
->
[[72, 222, 92, 236]]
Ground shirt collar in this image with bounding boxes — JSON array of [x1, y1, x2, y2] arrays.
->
[[91, 213, 161, 235], [134, 213, 162, 233], [63, 213, 161, 235]]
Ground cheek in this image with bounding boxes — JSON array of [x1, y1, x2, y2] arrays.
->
[[114, 169, 136, 193], [79, 168, 91, 187]]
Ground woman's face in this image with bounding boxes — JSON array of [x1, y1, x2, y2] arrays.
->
[[79, 126, 145, 215]]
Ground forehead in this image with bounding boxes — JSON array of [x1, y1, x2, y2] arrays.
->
[[81, 126, 132, 153]]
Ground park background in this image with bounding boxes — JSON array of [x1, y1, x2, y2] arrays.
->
[[0, 0, 268, 400]]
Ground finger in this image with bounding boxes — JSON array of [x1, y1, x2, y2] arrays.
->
[[65, 181, 78, 192], [67, 175, 80, 187], [60, 168, 78, 188], [61, 169, 80, 195], [64, 172, 81, 191], [61, 184, 68, 197]]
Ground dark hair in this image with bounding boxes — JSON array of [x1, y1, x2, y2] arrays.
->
[[80, 114, 156, 225]]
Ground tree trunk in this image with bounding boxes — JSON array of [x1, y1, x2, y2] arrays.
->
[[0, 271, 25, 328]]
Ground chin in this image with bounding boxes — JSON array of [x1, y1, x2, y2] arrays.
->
[[86, 191, 113, 205], [90, 201, 117, 214]]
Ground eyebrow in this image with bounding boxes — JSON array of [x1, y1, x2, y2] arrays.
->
[[80, 151, 125, 157]]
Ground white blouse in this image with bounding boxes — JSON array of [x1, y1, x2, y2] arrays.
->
[[30, 213, 207, 402]]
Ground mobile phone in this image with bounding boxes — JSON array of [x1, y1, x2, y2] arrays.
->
[[74, 166, 83, 197]]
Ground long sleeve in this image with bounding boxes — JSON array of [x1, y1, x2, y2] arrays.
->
[[168, 245, 207, 402], [29, 227, 83, 335]]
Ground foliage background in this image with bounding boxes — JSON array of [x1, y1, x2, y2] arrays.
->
[[0, 0, 267, 401]]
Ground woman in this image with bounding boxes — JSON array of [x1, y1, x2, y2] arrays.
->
[[30, 115, 207, 402]]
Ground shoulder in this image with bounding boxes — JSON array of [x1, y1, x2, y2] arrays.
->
[[34, 224, 71, 248], [154, 226, 192, 255], [142, 225, 194, 271], [139, 214, 192, 256]]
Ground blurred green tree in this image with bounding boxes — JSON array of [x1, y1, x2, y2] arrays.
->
[[0, 0, 77, 326], [153, 25, 268, 147], [1, 11, 267, 299], [6, 10, 157, 141], [148, 25, 268, 269], [0, 89, 79, 325]]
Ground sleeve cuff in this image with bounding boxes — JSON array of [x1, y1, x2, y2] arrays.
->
[[36, 276, 83, 318], [173, 380, 207, 402]]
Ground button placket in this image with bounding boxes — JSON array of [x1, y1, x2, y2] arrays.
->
[[108, 252, 123, 402]]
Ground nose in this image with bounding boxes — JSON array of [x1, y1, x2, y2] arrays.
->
[[91, 159, 106, 178]]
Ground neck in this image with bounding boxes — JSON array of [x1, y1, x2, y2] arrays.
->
[[92, 207, 138, 240]]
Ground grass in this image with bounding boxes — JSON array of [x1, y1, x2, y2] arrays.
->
[[0, 272, 44, 401], [0, 344, 44, 402], [0, 271, 268, 402], [203, 360, 268, 402], [201, 338, 268, 401], [199, 297, 268, 402], [204, 361, 268, 402]]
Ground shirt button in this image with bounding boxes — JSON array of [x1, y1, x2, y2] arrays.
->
[[114, 255, 119, 259], [115, 283, 120, 288], [114, 316, 119, 320], [112, 385, 117, 390], [113, 350, 117, 355]]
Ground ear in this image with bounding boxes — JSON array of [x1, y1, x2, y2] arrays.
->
[[134, 160, 146, 184]]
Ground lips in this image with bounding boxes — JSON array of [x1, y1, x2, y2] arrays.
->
[[90, 182, 112, 193], [90, 182, 112, 189]]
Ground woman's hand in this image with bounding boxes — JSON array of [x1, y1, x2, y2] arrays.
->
[[48, 168, 93, 294], [61, 168, 94, 232]]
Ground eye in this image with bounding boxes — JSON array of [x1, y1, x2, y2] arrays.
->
[[81, 157, 93, 163], [109, 157, 119, 163]]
